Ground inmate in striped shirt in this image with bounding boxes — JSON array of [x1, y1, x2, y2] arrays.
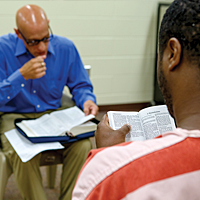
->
[[72, 128, 200, 200]]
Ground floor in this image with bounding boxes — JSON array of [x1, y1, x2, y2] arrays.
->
[[3, 111, 106, 200]]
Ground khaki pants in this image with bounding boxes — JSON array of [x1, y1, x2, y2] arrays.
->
[[0, 108, 92, 200]]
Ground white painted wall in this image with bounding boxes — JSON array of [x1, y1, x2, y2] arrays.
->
[[0, 0, 173, 105]]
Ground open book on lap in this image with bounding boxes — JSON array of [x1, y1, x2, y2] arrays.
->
[[16, 106, 97, 137], [107, 105, 176, 142]]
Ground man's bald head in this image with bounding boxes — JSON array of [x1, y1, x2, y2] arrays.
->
[[15, 5, 50, 57], [16, 4, 48, 31]]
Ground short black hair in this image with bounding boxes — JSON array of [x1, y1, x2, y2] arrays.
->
[[159, 0, 200, 64]]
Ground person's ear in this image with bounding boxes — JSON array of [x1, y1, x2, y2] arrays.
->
[[14, 28, 21, 39], [167, 37, 182, 71]]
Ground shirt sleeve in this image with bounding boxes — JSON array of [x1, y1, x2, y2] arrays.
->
[[0, 50, 26, 107], [66, 44, 97, 109]]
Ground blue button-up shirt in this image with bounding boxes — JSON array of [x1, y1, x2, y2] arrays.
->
[[0, 33, 96, 113]]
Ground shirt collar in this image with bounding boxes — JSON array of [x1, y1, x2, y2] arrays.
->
[[14, 36, 55, 57], [15, 38, 26, 57], [48, 40, 55, 56]]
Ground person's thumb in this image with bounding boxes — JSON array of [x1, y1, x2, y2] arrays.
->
[[119, 124, 131, 135]]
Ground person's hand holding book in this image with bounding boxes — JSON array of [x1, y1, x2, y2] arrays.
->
[[95, 114, 131, 148]]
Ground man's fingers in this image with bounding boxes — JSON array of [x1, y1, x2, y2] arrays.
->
[[36, 58, 46, 68], [90, 106, 99, 116], [35, 63, 46, 72], [84, 107, 89, 116], [36, 55, 46, 61], [41, 55, 46, 59], [40, 61, 46, 67], [101, 114, 110, 125], [83, 100, 99, 116], [20, 56, 47, 80], [34, 56, 46, 67]]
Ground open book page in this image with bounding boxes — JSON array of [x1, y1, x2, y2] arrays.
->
[[139, 105, 176, 140], [50, 106, 95, 132], [107, 111, 146, 141], [107, 105, 176, 142], [16, 106, 95, 137], [17, 114, 67, 137]]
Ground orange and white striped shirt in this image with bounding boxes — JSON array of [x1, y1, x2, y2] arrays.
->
[[72, 128, 200, 200]]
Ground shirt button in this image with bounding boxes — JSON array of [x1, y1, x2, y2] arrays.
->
[[7, 96, 10, 99], [21, 83, 25, 87], [33, 90, 36, 93], [37, 105, 40, 108]]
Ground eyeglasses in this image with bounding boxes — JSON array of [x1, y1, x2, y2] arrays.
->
[[18, 26, 53, 46]]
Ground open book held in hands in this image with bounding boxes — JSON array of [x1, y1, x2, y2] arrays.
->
[[16, 106, 97, 137], [107, 105, 176, 142]]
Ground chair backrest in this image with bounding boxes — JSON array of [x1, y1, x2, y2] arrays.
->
[[84, 65, 91, 76]]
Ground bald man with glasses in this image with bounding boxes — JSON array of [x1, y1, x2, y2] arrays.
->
[[0, 4, 98, 200]]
